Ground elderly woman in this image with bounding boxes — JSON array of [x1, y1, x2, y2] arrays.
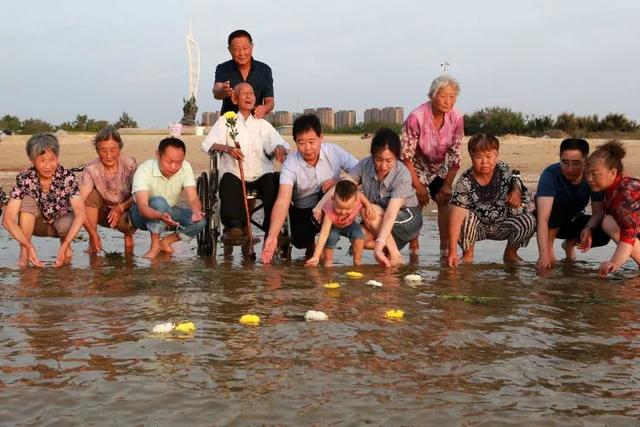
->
[[447, 134, 536, 266], [2, 133, 86, 267], [79, 126, 137, 254], [585, 141, 640, 277], [401, 74, 464, 257], [348, 127, 423, 267]]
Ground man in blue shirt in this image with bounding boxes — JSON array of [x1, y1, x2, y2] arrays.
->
[[535, 138, 609, 269], [212, 29, 274, 119]]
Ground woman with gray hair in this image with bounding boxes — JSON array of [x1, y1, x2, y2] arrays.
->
[[401, 74, 464, 258], [2, 133, 85, 267], [79, 126, 137, 254]]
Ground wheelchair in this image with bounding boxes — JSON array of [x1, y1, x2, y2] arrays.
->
[[196, 151, 292, 258]]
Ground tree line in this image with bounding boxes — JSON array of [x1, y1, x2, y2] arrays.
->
[[0, 112, 138, 135]]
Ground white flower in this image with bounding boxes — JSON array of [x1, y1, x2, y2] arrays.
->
[[304, 310, 328, 321], [404, 274, 422, 282], [366, 280, 383, 287], [151, 322, 175, 334]]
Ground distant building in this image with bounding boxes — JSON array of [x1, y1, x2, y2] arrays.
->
[[364, 107, 404, 125], [201, 111, 220, 126], [267, 110, 292, 126], [304, 107, 335, 130], [335, 110, 356, 129]]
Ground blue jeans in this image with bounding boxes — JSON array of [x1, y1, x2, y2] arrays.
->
[[130, 197, 206, 242], [325, 221, 364, 249]]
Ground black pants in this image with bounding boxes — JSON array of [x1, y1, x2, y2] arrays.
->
[[219, 172, 278, 233], [289, 204, 321, 249], [545, 197, 609, 247]]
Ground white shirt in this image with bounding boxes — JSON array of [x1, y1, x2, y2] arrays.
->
[[201, 114, 289, 182], [280, 142, 358, 209]]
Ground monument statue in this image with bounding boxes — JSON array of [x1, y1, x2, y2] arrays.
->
[[180, 95, 198, 126]]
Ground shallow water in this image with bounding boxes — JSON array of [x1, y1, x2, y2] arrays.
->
[[1, 220, 639, 425]]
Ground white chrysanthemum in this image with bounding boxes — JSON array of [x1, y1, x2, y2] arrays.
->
[[151, 322, 175, 333], [304, 310, 328, 321], [366, 280, 383, 287], [404, 274, 422, 282]]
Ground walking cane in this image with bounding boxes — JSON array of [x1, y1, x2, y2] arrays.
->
[[234, 141, 256, 259]]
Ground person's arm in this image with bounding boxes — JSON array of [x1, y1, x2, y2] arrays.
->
[[54, 196, 86, 267], [600, 241, 635, 277], [183, 186, 204, 222], [2, 198, 44, 267], [262, 184, 293, 264], [213, 64, 233, 100], [305, 215, 332, 267], [402, 159, 429, 206], [447, 205, 468, 267], [357, 192, 376, 222], [535, 196, 554, 269], [254, 97, 275, 119], [579, 201, 604, 252], [434, 167, 458, 205]]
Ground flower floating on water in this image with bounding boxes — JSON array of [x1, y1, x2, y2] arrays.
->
[[404, 274, 422, 282], [323, 282, 341, 289], [366, 280, 383, 287], [304, 310, 328, 321], [174, 321, 196, 333], [239, 314, 261, 326], [384, 309, 405, 320], [346, 271, 364, 279], [151, 322, 175, 334]]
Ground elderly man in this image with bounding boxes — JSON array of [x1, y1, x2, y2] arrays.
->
[[213, 29, 274, 119], [262, 114, 359, 263], [203, 82, 288, 240], [130, 137, 206, 258]]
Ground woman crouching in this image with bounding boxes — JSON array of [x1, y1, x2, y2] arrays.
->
[[585, 141, 640, 277], [448, 134, 536, 266], [2, 133, 85, 267]]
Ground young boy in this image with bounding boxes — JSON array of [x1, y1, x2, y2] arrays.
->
[[305, 180, 373, 267]]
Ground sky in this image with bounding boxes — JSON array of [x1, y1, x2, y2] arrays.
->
[[1, 0, 639, 127]]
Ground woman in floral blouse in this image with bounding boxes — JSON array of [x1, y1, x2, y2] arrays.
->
[[2, 133, 86, 267], [401, 74, 464, 258], [80, 126, 137, 254], [585, 141, 640, 277], [447, 134, 536, 266]]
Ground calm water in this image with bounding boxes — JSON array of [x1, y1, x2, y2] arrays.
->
[[1, 219, 639, 426]]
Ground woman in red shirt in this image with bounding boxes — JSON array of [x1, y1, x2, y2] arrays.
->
[[585, 141, 640, 277]]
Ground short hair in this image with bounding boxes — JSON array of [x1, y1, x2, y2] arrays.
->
[[26, 133, 59, 161], [158, 137, 186, 155], [228, 29, 252, 45], [559, 138, 589, 157], [94, 125, 123, 150], [293, 114, 322, 140], [370, 127, 401, 159], [468, 134, 500, 155], [334, 180, 358, 201], [428, 74, 461, 99], [587, 140, 626, 173]]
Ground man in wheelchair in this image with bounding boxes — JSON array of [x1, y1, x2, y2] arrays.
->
[[202, 82, 289, 240]]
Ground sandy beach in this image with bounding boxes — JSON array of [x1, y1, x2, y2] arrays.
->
[[2, 132, 640, 190]]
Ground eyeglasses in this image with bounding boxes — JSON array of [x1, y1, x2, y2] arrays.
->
[[560, 160, 584, 169]]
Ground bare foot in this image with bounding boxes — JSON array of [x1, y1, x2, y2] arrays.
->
[[18, 256, 29, 267], [159, 239, 175, 254], [409, 238, 419, 256], [124, 235, 135, 254], [462, 248, 474, 263], [503, 246, 523, 263], [324, 261, 334, 267], [143, 246, 162, 259]]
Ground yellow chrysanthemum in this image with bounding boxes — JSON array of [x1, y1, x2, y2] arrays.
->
[[384, 309, 405, 320], [323, 282, 341, 289], [174, 321, 196, 333], [223, 111, 237, 120], [239, 314, 260, 325], [346, 271, 364, 279]]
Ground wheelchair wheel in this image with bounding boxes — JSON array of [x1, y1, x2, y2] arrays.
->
[[197, 172, 213, 256]]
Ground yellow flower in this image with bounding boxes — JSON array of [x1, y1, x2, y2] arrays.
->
[[346, 271, 364, 279], [323, 282, 341, 289], [174, 321, 196, 333], [239, 314, 260, 325], [223, 111, 237, 120], [384, 309, 405, 320]]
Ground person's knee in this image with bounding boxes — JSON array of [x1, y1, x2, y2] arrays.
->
[[149, 197, 171, 212], [601, 215, 618, 235]]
